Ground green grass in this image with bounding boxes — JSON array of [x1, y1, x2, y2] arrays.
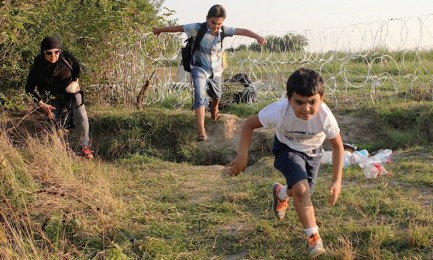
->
[[1, 100, 433, 259]]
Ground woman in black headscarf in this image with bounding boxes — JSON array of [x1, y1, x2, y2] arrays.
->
[[26, 36, 93, 159]]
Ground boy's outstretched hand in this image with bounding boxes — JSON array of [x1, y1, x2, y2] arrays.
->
[[224, 115, 261, 177], [224, 156, 247, 176], [328, 180, 342, 205]]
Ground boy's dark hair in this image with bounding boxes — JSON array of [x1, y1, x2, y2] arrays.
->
[[286, 68, 325, 97], [207, 4, 226, 18]]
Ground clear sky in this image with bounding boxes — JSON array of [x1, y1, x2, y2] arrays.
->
[[161, 0, 433, 33], [160, 1, 433, 51]]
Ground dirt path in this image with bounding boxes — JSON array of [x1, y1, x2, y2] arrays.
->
[[197, 113, 378, 159]]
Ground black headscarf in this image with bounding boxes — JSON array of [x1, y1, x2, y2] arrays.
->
[[26, 37, 81, 100], [40, 37, 62, 55]]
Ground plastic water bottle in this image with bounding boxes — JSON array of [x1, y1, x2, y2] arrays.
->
[[357, 149, 369, 157], [320, 151, 332, 165], [350, 149, 369, 165], [321, 150, 352, 168], [359, 157, 373, 168], [371, 149, 392, 164], [343, 151, 352, 168]]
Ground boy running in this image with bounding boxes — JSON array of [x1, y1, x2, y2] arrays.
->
[[226, 68, 344, 258]]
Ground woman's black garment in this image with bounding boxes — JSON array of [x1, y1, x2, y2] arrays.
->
[[25, 51, 80, 103]]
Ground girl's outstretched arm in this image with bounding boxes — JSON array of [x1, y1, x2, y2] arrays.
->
[[152, 25, 184, 36], [235, 28, 266, 45]]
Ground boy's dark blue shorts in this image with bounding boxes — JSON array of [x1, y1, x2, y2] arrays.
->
[[272, 136, 322, 194]]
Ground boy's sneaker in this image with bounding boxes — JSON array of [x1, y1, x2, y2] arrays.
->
[[81, 146, 93, 159], [272, 182, 289, 220], [307, 233, 325, 258]]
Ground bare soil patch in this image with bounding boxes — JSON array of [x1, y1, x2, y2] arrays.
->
[[198, 112, 378, 160]]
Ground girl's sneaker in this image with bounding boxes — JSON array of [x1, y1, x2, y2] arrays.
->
[[307, 233, 325, 258], [272, 182, 289, 220], [197, 134, 208, 142]]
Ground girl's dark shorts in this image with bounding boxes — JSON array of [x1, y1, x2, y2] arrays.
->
[[272, 136, 322, 194]]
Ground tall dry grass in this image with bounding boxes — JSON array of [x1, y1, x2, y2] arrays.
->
[[0, 118, 126, 258]]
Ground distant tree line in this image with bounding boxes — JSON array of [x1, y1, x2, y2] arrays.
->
[[226, 33, 308, 52]]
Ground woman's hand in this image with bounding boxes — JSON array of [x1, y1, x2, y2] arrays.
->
[[38, 101, 56, 120]]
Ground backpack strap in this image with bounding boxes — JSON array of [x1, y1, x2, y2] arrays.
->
[[61, 56, 73, 71], [220, 25, 225, 49], [193, 23, 225, 51], [193, 22, 208, 51]]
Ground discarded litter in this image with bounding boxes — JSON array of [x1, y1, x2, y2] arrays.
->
[[359, 149, 392, 178], [320, 148, 392, 179], [362, 163, 390, 179], [321, 150, 353, 168], [350, 149, 369, 165]]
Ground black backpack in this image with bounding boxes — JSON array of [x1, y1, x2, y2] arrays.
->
[[181, 22, 225, 72]]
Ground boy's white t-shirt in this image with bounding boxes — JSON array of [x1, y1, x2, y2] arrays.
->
[[258, 99, 340, 152]]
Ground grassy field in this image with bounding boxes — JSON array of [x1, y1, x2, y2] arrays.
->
[[1, 103, 432, 259], [1, 46, 433, 260]]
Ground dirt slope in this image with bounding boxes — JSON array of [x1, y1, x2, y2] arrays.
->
[[197, 113, 377, 159]]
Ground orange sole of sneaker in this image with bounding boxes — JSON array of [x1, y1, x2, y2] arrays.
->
[[309, 248, 325, 258], [272, 183, 288, 220]]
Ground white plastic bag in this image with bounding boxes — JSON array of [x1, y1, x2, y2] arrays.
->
[[363, 163, 390, 178]]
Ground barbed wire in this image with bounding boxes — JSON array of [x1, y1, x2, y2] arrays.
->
[[88, 14, 433, 109]]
